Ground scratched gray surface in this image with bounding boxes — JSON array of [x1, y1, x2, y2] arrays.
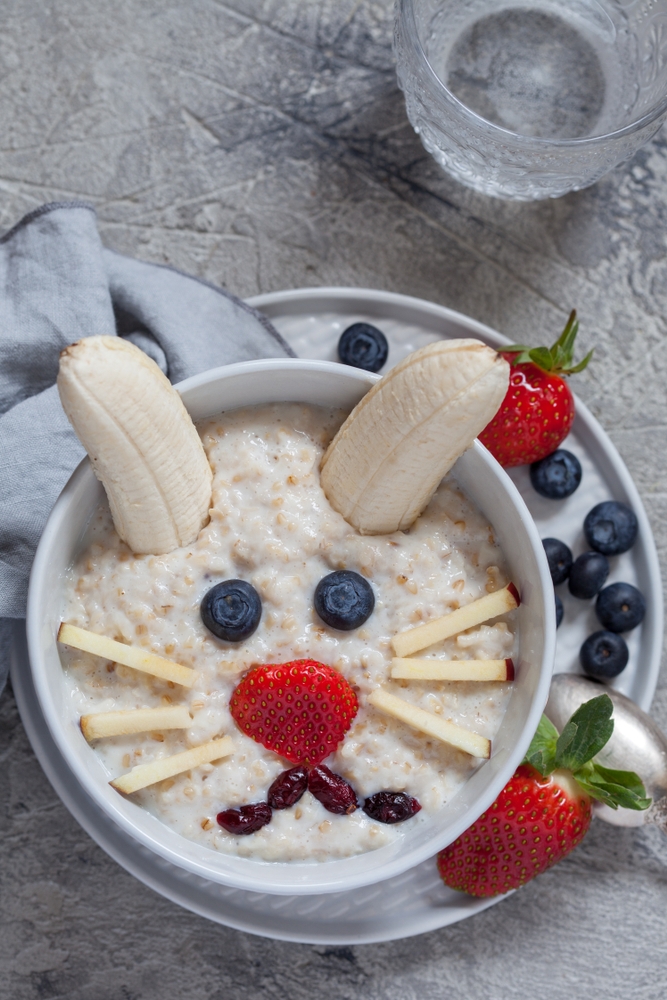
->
[[1, 2, 667, 998]]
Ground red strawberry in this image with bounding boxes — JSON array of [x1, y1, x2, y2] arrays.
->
[[437, 695, 650, 897], [479, 310, 592, 467], [437, 764, 590, 897], [229, 659, 358, 767]]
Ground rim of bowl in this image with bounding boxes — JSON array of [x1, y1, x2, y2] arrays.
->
[[398, 0, 667, 147], [27, 356, 555, 895]]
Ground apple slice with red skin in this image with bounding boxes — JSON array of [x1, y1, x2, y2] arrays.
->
[[391, 584, 520, 658], [390, 658, 514, 682]]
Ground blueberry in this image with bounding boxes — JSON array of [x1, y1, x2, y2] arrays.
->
[[542, 537, 573, 585], [530, 449, 582, 499], [580, 630, 629, 679], [201, 579, 262, 642], [584, 501, 638, 555], [555, 594, 564, 629], [568, 552, 609, 600], [314, 570, 375, 631], [595, 582, 646, 633], [338, 322, 388, 373]]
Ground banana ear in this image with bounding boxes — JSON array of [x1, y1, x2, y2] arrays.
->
[[320, 340, 509, 535], [58, 336, 212, 554]]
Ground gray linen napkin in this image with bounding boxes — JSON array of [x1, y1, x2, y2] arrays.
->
[[0, 201, 294, 694]]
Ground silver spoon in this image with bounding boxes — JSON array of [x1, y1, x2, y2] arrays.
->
[[545, 673, 667, 833]]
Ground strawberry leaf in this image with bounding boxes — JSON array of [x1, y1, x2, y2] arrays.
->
[[552, 343, 567, 370], [528, 347, 555, 371], [527, 696, 651, 810], [591, 763, 651, 809], [552, 310, 578, 358], [554, 694, 614, 772], [503, 310, 593, 376], [503, 345, 534, 365], [523, 714, 559, 775], [565, 349, 594, 375], [576, 762, 651, 811]]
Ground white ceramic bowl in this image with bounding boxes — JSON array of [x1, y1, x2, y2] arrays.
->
[[27, 358, 555, 895]]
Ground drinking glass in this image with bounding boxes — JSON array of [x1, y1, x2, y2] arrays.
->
[[394, 0, 667, 199]]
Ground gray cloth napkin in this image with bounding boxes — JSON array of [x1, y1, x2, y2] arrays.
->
[[0, 201, 294, 694]]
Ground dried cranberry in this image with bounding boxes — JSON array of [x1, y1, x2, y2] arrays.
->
[[362, 791, 422, 824], [308, 764, 358, 815], [267, 765, 309, 810], [216, 802, 272, 835]]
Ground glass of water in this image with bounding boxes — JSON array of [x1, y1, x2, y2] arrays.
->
[[395, 0, 667, 199]]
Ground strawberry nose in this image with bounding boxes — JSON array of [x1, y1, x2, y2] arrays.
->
[[229, 659, 359, 768]]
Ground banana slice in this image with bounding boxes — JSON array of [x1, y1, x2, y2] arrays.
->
[[321, 340, 509, 534], [57, 336, 212, 554]]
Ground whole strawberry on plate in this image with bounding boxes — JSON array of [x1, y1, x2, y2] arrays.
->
[[437, 695, 650, 897], [479, 310, 593, 467], [229, 659, 358, 767]]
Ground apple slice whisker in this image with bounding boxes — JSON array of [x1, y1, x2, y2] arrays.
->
[[368, 688, 491, 759], [81, 705, 192, 742], [58, 623, 196, 688], [391, 584, 520, 658], [110, 737, 234, 795], [391, 658, 514, 682]]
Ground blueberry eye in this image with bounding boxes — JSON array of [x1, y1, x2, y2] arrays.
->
[[337, 323, 388, 373], [314, 571, 375, 631], [200, 580, 262, 642]]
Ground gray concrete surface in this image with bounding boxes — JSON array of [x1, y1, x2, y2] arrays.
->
[[2, 2, 667, 997]]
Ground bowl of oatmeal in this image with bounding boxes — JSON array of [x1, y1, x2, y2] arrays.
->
[[27, 357, 555, 895]]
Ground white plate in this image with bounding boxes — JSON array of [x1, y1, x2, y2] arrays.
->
[[13, 287, 663, 943]]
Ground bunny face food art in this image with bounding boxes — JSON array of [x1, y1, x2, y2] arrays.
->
[[56, 337, 519, 862]]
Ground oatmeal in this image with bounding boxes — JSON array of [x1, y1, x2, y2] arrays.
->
[[60, 403, 516, 862]]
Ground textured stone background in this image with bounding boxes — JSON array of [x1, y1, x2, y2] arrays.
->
[[2, 2, 667, 997]]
